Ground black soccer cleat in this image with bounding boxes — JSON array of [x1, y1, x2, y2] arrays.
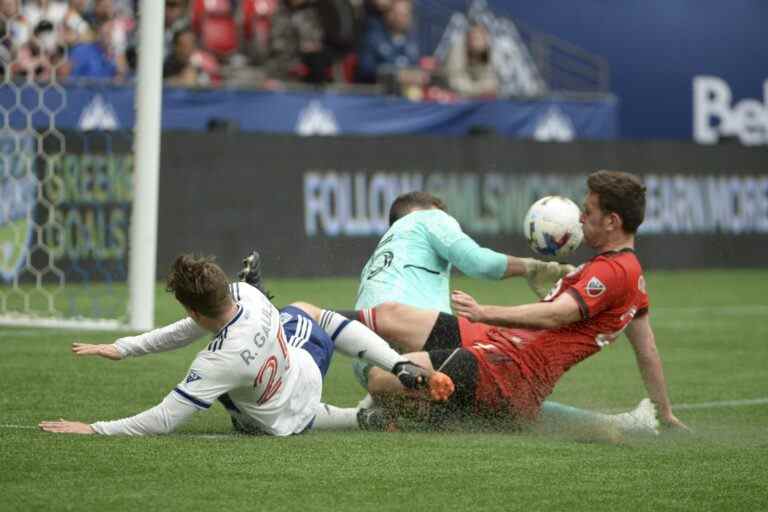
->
[[357, 407, 398, 432], [391, 361, 455, 402], [238, 250, 274, 300], [392, 361, 429, 390]]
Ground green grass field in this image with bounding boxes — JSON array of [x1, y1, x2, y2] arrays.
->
[[1, 270, 767, 511]]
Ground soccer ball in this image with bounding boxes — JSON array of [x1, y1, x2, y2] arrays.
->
[[523, 196, 583, 258]]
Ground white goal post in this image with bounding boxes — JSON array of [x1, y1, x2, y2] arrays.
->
[[129, 0, 164, 331]]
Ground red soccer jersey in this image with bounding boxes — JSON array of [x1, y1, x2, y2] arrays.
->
[[460, 248, 649, 421], [540, 248, 649, 369]]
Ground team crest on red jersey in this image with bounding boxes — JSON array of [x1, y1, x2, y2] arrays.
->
[[638, 275, 646, 293], [585, 276, 606, 297]]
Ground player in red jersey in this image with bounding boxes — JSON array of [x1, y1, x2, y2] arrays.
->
[[355, 170, 688, 432]]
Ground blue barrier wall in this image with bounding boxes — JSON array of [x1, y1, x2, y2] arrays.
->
[[0, 83, 617, 139], [420, 0, 768, 140]]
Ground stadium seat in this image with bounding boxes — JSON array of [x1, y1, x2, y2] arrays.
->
[[242, 0, 278, 50], [191, 0, 239, 60], [339, 52, 358, 83]]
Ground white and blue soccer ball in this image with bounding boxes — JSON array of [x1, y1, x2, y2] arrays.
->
[[523, 196, 583, 258]]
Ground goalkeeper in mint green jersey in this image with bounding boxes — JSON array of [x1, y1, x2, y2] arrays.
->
[[349, 191, 659, 440], [355, 191, 570, 311]]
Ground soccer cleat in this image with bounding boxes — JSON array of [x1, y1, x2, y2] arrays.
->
[[611, 398, 659, 436], [357, 407, 398, 432], [391, 361, 455, 402], [238, 250, 273, 300]]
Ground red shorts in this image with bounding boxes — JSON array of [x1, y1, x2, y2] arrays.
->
[[456, 317, 553, 423]]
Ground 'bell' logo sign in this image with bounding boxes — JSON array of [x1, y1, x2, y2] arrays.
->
[[693, 76, 768, 146]]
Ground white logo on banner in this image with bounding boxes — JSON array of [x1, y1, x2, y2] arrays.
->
[[693, 76, 768, 146], [533, 107, 575, 142], [296, 101, 339, 136], [434, 0, 547, 98], [78, 95, 120, 131]]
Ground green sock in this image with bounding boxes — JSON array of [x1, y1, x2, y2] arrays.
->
[[537, 400, 611, 433]]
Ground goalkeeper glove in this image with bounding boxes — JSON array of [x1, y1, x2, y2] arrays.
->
[[520, 258, 576, 299]]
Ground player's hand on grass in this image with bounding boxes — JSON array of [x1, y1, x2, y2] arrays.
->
[[72, 342, 123, 360], [451, 290, 484, 322], [39, 419, 95, 435], [660, 413, 691, 433]]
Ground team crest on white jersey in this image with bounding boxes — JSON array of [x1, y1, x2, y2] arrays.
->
[[185, 370, 203, 384], [585, 276, 606, 297]]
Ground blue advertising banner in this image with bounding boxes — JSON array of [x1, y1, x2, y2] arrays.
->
[[0, 83, 617, 140], [422, 0, 768, 141]]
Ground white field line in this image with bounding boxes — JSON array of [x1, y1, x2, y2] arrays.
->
[[671, 398, 768, 411], [4, 397, 768, 433], [653, 304, 768, 315]]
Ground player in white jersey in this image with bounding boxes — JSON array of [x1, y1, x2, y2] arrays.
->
[[39, 255, 453, 436]]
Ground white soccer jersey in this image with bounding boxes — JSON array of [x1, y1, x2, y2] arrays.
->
[[93, 283, 322, 436]]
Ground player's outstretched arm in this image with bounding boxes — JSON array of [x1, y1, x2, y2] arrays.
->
[[451, 289, 581, 329], [38, 419, 95, 434], [113, 318, 207, 358], [40, 392, 199, 436], [71, 342, 123, 360], [625, 314, 690, 432]]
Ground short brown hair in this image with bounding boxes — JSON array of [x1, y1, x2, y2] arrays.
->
[[389, 191, 447, 225], [166, 254, 232, 317], [587, 170, 646, 233]]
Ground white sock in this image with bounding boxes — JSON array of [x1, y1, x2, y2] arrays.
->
[[318, 310, 404, 371], [356, 393, 374, 409], [311, 403, 360, 431]]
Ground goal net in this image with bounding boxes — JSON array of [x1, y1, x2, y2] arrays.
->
[[0, 0, 161, 330]]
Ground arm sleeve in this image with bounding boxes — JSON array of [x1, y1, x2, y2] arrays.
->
[[90, 349, 243, 436], [425, 212, 508, 279], [90, 392, 199, 436], [114, 318, 207, 358]]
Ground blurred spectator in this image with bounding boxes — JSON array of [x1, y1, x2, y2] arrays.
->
[[361, 0, 388, 32], [441, 22, 497, 98], [356, 0, 424, 95], [164, 0, 189, 57], [163, 26, 220, 86], [60, 0, 93, 46], [22, 0, 68, 28], [1, 0, 31, 49], [13, 19, 67, 81], [84, 0, 132, 68], [265, 0, 332, 84], [23, 0, 91, 46], [65, 21, 124, 79], [241, 0, 279, 65]]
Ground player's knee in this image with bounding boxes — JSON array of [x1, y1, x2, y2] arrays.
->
[[373, 301, 404, 334]]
